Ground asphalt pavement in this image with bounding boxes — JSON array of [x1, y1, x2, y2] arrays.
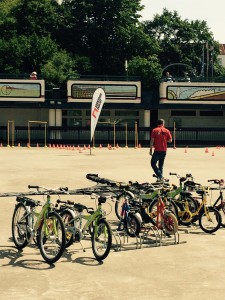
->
[[0, 145, 225, 300]]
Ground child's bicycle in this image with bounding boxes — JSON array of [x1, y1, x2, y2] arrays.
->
[[125, 185, 179, 236], [181, 181, 222, 233], [11, 185, 67, 264], [153, 187, 179, 235], [116, 196, 141, 237], [56, 193, 113, 261]]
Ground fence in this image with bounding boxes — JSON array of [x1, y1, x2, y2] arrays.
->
[[1, 125, 225, 147]]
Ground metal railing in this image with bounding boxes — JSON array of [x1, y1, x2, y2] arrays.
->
[[2, 126, 225, 147]]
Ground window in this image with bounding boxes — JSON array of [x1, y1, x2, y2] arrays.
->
[[171, 110, 196, 116], [200, 111, 223, 116], [62, 110, 82, 116], [71, 84, 137, 99], [115, 111, 139, 117]]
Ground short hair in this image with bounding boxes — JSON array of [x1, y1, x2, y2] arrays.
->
[[157, 119, 165, 126]]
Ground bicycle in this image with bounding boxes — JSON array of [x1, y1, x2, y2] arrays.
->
[[147, 187, 179, 235], [116, 196, 141, 237], [11, 185, 66, 264], [153, 172, 199, 226], [57, 193, 113, 261], [207, 179, 225, 227], [85, 173, 169, 220], [179, 181, 222, 233], [119, 185, 178, 236]]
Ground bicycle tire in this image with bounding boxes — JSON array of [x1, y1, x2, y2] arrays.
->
[[91, 219, 112, 261], [115, 192, 133, 220], [163, 211, 179, 235], [12, 203, 29, 249], [60, 209, 75, 248], [199, 207, 221, 234], [125, 213, 141, 237], [37, 211, 66, 264]]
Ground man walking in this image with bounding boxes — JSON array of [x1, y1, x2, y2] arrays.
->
[[149, 119, 172, 180]]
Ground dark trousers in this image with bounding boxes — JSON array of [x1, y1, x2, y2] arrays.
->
[[151, 151, 166, 179]]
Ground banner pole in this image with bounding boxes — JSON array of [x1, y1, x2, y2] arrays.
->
[[173, 121, 176, 149]]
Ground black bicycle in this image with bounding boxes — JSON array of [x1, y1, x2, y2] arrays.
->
[[208, 179, 225, 228]]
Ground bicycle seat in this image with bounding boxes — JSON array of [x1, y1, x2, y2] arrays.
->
[[196, 190, 205, 196], [16, 196, 39, 207], [74, 203, 87, 212]]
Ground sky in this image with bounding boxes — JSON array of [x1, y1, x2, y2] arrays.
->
[[140, 0, 225, 43]]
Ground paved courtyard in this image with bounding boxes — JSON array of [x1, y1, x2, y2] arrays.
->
[[0, 145, 225, 300]]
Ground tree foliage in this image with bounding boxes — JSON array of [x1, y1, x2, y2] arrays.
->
[[0, 2, 224, 87], [143, 9, 221, 78]]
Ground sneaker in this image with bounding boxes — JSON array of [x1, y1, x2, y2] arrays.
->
[[162, 178, 169, 182]]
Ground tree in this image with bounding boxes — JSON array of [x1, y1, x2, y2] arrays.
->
[[58, 0, 147, 75], [142, 9, 222, 78], [41, 50, 77, 87], [14, 0, 60, 37], [128, 55, 162, 88]]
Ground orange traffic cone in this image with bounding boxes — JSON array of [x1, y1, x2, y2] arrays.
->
[[205, 148, 209, 153], [212, 151, 215, 156]]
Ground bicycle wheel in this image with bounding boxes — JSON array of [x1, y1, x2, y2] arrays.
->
[[125, 213, 141, 237], [12, 203, 29, 249], [115, 192, 133, 219], [163, 211, 179, 235], [91, 219, 112, 261], [37, 211, 66, 264], [60, 209, 75, 248], [199, 207, 221, 234]]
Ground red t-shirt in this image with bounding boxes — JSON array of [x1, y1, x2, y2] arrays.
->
[[151, 125, 172, 151]]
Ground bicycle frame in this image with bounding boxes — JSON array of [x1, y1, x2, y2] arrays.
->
[[18, 194, 58, 243], [211, 186, 224, 209], [65, 203, 105, 239], [156, 194, 166, 229], [182, 185, 211, 221]]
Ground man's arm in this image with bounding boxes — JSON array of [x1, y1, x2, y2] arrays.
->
[[149, 138, 154, 156], [167, 131, 172, 143]]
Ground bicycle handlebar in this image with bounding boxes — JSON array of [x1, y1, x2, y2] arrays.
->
[[28, 185, 68, 192], [208, 179, 224, 184], [28, 185, 39, 189]]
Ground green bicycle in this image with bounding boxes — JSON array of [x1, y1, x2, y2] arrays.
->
[[57, 193, 113, 261], [12, 185, 66, 264]]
